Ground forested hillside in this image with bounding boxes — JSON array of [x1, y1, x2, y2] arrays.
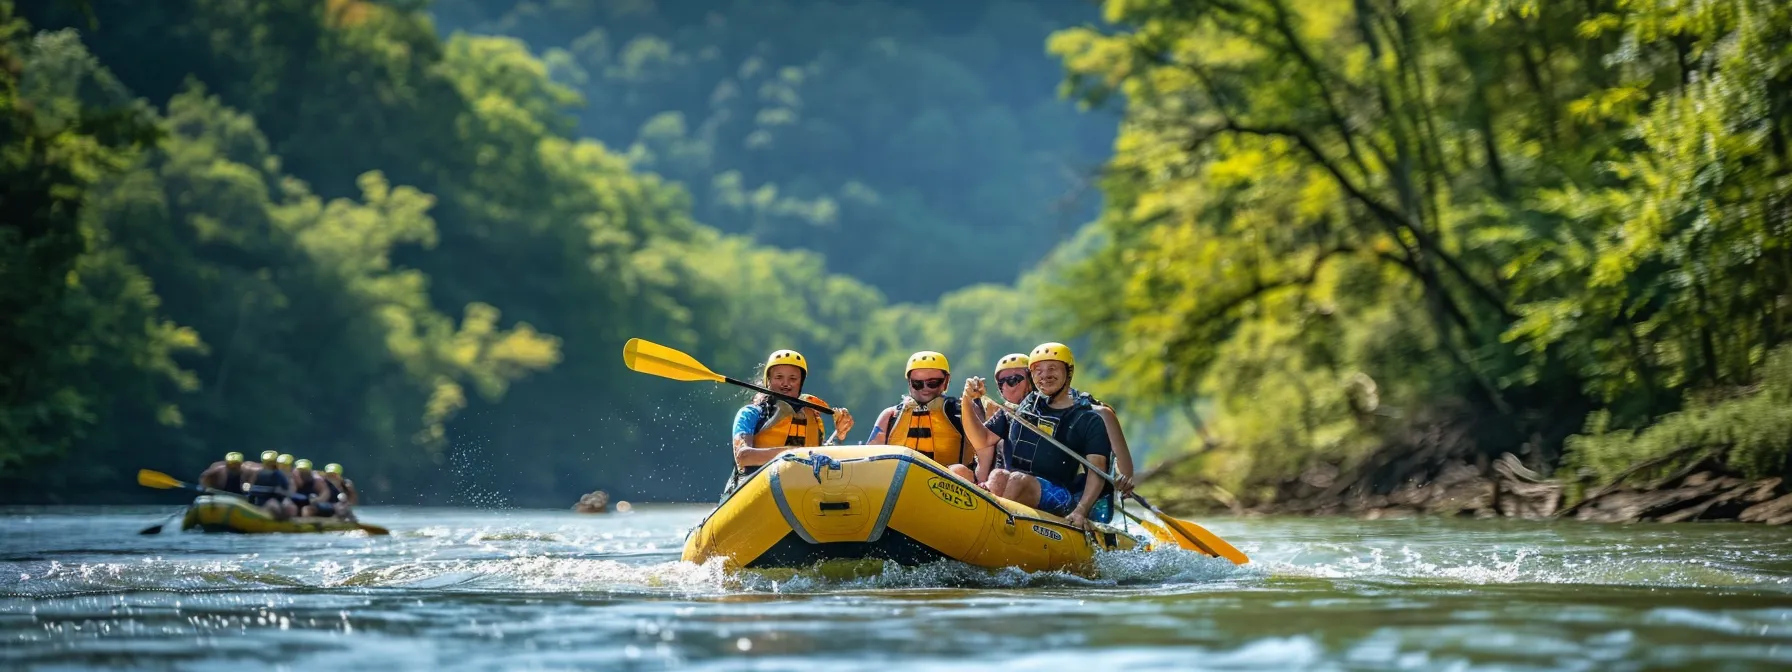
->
[[3, 0, 1787, 513], [2, 0, 1078, 505], [429, 0, 1114, 301]]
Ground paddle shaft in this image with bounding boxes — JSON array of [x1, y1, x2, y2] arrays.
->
[[987, 395, 1114, 484], [621, 338, 833, 415], [722, 375, 835, 416], [988, 395, 1230, 559], [157, 471, 288, 501]]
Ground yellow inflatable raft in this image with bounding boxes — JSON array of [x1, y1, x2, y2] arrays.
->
[[180, 495, 366, 534], [682, 445, 1150, 576]]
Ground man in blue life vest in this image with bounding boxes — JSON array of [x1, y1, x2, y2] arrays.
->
[[962, 342, 1113, 530], [246, 451, 299, 519]]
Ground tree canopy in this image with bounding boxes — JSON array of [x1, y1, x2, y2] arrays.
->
[[1050, 0, 1791, 499], [3, 0, 1786, 508]]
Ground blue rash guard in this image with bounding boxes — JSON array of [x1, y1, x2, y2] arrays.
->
[[732, 405, 767, 440]]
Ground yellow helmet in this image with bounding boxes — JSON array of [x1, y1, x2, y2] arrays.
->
[[224, 451, 244, 464], [1029, 342, 1075, 368], [260, 450, 280, 463], [995, 353, 1030, 373], [276, 453, 294, 466], [324, 463, 344, 476], [294, 459, 313, 470], [905, 351, 950, 375], [764, 349, 808, 374]]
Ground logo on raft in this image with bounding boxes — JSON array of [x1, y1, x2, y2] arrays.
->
[[1031, 524, 1063, 541], [925, 477, 978, 511]]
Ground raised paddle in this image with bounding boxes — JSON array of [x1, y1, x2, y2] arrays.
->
[[986, 397, 1250, 565], [135, 469, 390, 536], [138, 468, 241, 497], [623, 338, 835, 415]]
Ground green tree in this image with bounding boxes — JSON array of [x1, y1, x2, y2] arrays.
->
[[0, 11, 196, 480], [1046, 0, 1791, 498]]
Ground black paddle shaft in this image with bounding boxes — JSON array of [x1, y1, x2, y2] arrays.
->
[[723, 376, 835, 415]]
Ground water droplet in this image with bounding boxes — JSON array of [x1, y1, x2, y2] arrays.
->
[[736, 637, 752, 651]]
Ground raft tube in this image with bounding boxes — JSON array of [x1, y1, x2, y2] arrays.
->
[[681, 445, 1150, 576], [180, 495, 365, 534]]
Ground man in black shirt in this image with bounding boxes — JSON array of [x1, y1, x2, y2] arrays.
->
[[963, 342, 1112, 529]]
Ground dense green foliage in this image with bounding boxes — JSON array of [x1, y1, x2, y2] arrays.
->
[[1052, 0, 1792, 498], [0, 8, 189, 477], [428, 0, 1114, 301], [6, 0, 1785, 508], [1, 0, 1081, 505], [1566, 345, 1792, 492]]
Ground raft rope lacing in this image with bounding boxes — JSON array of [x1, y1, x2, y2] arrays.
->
[[784, 452, 843, 484]]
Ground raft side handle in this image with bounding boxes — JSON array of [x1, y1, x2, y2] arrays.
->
[[864, 458, 911, 543], [767, 470, 820, 544]]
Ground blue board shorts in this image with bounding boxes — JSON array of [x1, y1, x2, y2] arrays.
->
[[1037, 477, 1075, 517]]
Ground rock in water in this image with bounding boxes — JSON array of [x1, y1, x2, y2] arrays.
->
[[573, 490, 610, 514]]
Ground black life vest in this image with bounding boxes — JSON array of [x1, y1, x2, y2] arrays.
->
[[1001, 390, 1096, 476]]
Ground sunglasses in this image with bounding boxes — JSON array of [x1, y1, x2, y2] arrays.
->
[[997, 374, 1028, 388], [908, 377, 947, 391]]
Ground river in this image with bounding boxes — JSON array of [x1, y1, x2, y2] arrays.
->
[[2, 505, 1789, 670]]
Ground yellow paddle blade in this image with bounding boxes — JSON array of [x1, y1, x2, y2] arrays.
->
[[137, 469, 183, 490], [622, 338, 725, 383], [358, 524, 391, 536], [1157, 514, 1250, 565], [1136, 517, 1181, 546]]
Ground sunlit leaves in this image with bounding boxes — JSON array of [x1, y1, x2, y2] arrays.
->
[[1052, 0, 1792, 493]]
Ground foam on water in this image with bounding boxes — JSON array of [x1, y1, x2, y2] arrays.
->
[[9, 511, 1792, 601], [2, 549, 1253, 599], [5, 509, 1792, 669]]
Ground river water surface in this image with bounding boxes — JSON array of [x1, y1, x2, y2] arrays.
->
[[3, 505, 1790, 670]]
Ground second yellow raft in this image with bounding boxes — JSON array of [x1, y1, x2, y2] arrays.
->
[[682, 445, 1150, 576], [180, 495, 366, 534]]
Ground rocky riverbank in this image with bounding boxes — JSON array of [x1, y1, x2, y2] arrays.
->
[[1156, 451, 1792, 525]]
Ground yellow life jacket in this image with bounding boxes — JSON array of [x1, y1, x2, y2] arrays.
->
[[749, 394, 827, 454], [885, 396, 968, 466]]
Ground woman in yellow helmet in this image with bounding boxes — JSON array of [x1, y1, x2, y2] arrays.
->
[[726, 349, 854, 496], [867, 351, 978, 480], [960, 353, 1033, 485]]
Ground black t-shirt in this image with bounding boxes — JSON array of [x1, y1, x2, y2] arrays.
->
[[986, 395, 1112, 491]]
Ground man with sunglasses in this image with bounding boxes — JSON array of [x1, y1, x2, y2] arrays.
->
[[962, 342, 1113, 530], [969, 353, 1138, 506], [867, 351, 977, 479]]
